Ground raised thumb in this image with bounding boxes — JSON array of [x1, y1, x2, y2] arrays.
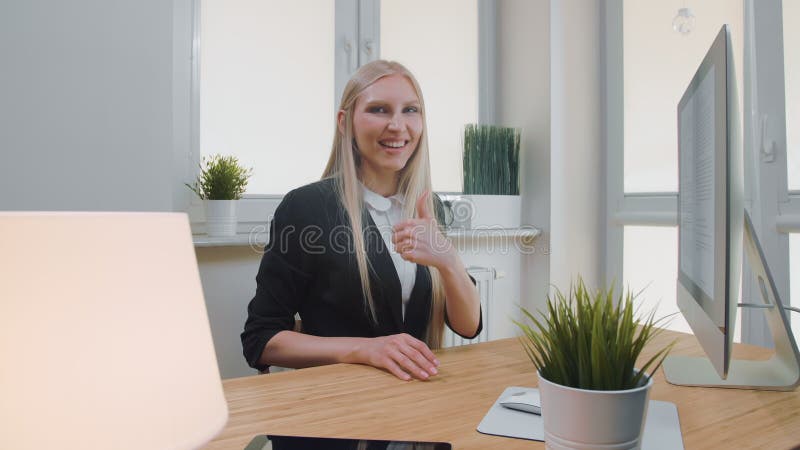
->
[[416, 190, 432, 219]]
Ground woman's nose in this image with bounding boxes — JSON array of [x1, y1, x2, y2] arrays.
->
[[387, 113, 402, 130]]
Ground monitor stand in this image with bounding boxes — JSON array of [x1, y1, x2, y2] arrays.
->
[[663, 212, 800, 390]]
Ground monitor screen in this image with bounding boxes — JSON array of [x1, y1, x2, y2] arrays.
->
[[676, 24, 743, 379], [677, 45, 726, 329]]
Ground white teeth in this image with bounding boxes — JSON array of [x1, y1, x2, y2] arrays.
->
[[380, 141, 406, 148]]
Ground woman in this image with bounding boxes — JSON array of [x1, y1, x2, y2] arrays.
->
[[241, 60, 481, 381]]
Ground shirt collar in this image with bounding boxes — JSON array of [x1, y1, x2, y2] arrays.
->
[[361, 183, 405, 212]]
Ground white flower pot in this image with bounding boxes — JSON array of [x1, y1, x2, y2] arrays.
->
[[538, 370, 653, 450], [204, 200, 238, 237], [450, 195, 521, 229]]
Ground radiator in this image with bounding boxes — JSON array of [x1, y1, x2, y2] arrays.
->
[[443, 266, 493, 348]]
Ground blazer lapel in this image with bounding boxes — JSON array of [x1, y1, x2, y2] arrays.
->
[[363, 211, 404, 332], [404, 265, 432, 341]]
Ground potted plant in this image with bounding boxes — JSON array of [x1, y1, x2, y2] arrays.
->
[[458, 124, 521, 229], [514, 279, 674, 450], [186, 154, 253, 237]]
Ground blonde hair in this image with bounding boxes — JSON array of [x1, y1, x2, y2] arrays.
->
[[322, 60, 446, 349]]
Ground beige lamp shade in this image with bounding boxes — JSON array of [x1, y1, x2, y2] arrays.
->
[[0, 212, 228, 450]]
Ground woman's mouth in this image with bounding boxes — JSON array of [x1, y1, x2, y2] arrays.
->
[[378, 140, 409, 154]]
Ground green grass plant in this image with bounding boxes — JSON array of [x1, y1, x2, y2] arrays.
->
[[186, 154, 253, 200], [463, 124, 520, 195], [514, 278, 675, 391]]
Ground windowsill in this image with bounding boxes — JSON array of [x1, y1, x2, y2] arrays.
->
[[192, 233, 267, 248], [445, 227, 541, 240], [192, 227, 541, 248]]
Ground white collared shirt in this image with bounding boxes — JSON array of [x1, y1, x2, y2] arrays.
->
[[361, 184, 417, 319]]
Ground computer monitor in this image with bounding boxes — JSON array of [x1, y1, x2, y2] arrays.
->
[[664, 25, 800, 390], [675, 24, 744, 378]]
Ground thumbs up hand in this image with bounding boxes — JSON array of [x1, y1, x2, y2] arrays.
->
[[392, 190, 456, 270]]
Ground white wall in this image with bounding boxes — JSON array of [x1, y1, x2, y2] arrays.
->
[[549, 0, 604, 290], [0, 0, 191, 212], [196, 246, 261, 378], [498, 0, 551, 315]]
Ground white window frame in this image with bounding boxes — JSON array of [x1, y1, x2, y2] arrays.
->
[[186, 0, 494, 232], [604, 0, 795, 347], [742, 0, 793, 346]]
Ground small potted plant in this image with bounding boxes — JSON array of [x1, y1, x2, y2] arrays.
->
[[514, 279, 674, 449], [186, 154, 253, 237], [457, 124, 521, 229]]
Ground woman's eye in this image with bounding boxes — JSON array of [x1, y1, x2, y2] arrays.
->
[[404, 106, 419, 113], [368, 106, 387, 113]]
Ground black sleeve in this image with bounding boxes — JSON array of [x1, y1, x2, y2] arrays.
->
[[241, 190, 318, 371], [444, 274, 483, 339]]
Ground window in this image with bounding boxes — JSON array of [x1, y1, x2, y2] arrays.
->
[[196, 0, 483, 197], [790, 235, 800, 339], [623, 225, 744, 340], [609, 1, 800, 346], [623, 0, 742, 193], [785, 2, 800, 340], [380, 0, 478, 192], [623, 226, 688, 331], [785, 0, 800, 190], [199, 0, 335, 195], [606, 1, 743, 333]]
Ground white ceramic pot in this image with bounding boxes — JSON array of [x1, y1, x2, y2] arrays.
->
[[450, 195, 521, 229], [538, 371, 653, 450], [204, 199, 237, 237]]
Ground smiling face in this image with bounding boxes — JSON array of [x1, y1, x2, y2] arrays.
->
[[341, 74, 423, 194]]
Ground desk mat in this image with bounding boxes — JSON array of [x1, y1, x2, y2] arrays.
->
[[477, 387, 684, 450]]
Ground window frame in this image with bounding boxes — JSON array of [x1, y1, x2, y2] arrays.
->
[[186, 0, 494, 231], [741, 0, 793, 345]]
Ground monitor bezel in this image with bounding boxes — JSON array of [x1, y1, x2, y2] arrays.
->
[[676, 24, 743, 378]]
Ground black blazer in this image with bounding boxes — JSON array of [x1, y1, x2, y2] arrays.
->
[[241, 178, 481, 371]]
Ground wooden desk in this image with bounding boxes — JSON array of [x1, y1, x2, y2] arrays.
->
[[203, 330, 800, 449]]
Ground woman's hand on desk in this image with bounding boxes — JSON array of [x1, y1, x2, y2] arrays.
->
[[353, 333, 440, 381], [261, 332, 438, 380]]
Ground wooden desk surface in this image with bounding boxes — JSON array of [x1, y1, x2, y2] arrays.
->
[[203, 330, 800, 450]]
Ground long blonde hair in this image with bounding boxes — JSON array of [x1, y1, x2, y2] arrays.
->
[[322, 60, 446, 349]]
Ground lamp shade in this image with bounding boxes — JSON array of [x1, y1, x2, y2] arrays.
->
[[0, 213, 228, 449]]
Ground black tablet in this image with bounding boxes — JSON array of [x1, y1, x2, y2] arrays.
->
[[244, 434, 452, 450]]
